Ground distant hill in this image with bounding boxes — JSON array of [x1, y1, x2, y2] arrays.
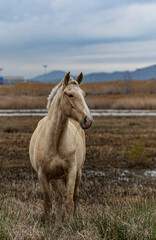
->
[[28, 65, 156, 83], [29, 70, 67, 83]]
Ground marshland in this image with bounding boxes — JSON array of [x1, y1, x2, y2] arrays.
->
[[1, 79, 156, 109], [1, 80, 156, 239]]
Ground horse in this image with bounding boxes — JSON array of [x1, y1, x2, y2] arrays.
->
[[29, 72, 93, 227]]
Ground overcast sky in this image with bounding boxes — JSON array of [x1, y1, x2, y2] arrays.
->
[[0, 0, 156, 78]]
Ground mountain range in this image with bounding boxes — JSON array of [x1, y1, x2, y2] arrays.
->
[[28, 65, 156, 83]]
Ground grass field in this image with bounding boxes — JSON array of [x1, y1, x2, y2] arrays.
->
[[1, 80, 156, 109], [1, 115, 156, 239]]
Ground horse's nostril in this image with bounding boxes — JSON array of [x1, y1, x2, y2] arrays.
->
[[84, 117, 87, 123], [80, 116, 92, 129]]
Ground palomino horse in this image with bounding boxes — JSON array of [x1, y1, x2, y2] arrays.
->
[[29, 72, 93, 226]]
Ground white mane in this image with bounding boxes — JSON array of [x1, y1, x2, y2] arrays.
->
[[46, 77, 78, 111], [46, 81, 63, 110]]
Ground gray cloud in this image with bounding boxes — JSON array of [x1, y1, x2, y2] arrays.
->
[[0, 0, 156, 77]]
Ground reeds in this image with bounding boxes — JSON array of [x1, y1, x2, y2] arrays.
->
[[1, 80, 156, 96], [1, 94, 156, 109], [1, 80, 156, 109], [87, 94, 156, 109], [0, 96, 47, 109]]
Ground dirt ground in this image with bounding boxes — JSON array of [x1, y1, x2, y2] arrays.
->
[[1, 115, 156, 206], [2, 115, 156, 239]]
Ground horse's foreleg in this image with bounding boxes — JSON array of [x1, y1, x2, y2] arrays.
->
[[74, 169, 82, 216], [51, 181, 63, 228], [38, 171, 51, 225], [66, 167, 77, 216]]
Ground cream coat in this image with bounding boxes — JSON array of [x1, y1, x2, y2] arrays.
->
[[29, 72, 93, 227]]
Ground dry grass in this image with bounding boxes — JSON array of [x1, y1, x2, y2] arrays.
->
[[1, 196, 156, 240], [1, 116, 156, 239], [0, 96, 47, 109], [99, 94, 156, 109], [1, 80, 156, 96], [1, 94, 156, 109], [1, 80, 156, 109], [86, 79, 156, 95], [125, 140, 149, 167], [0, 82, 55, 96]]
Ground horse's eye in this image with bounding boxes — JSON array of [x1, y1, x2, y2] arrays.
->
[[68, 94, 73, 98]]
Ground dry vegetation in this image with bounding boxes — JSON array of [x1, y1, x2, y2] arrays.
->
[[1, 115, 156, 239], [1, 79, 156, 109], [1, 79, 156, 238]]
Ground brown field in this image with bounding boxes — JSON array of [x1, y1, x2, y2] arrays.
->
[[2, 94, 156, 109], [1, 115, 156, 239], [1, 80, 156, 109]]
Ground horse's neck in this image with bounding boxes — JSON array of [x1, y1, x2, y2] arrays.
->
[[47, 89, 68, 153]]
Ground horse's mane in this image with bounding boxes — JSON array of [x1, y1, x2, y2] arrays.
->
[[47, 77, 78, 111], [46, 81, 63, 110]]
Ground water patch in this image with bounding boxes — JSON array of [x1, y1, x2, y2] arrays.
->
[[2, 109, 156, 117], [0, 109, 47, 116], [84, 170, 105, 177], [144, 170, 156, 177], [0, 109, 105, 117], [84, 169, 149, 183], [0, 112, 47, 117], [91, 109, 156, 116], [0, 109, 47, 113]]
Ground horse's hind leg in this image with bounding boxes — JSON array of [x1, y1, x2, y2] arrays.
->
[[51, 180, 63, 228], [74, 169, 82, 215], [38, 171, 51, 225]]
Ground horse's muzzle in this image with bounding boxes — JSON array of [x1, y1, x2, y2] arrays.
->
[[80, 116, 93, 129]]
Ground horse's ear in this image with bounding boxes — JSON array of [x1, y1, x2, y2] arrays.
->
[[64, 72, 70, 85], [75, 72, 83, 85]]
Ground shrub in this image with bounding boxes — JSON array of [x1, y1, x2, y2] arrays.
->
[[126, 140, 150, 168]]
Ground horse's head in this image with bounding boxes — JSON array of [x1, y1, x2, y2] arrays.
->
[[61, 72, 93, 129]]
